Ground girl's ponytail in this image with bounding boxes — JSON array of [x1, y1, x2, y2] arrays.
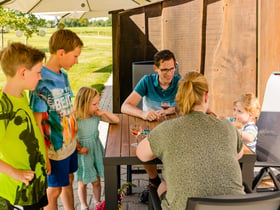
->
[[176, 72, 208, 115]]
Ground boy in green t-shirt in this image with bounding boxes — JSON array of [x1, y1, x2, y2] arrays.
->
[[0, 42, 48, 209]]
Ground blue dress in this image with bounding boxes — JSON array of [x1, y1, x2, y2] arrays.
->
[[74, 116, 104, 184]]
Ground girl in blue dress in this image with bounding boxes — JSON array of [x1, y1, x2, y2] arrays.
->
[[74, 87, 119, 210]]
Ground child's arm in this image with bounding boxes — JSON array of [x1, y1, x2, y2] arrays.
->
[[240, 130, 256, 143], [237, 146, 244, 160], [240, 123, 258, 143], [33, 112, 51, 174], [94, 109, 119, 124], [76, 139, 88, 155], [0, 160, 35, 186]]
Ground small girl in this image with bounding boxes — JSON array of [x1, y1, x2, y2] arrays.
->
[[74, 87, 119, 210], [232, 93, 261, 152]]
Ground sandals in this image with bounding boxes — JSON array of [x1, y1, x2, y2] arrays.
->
[[81, 206, 89, 210]]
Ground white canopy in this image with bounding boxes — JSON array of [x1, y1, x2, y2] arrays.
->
[[0, 0, 163, 18]]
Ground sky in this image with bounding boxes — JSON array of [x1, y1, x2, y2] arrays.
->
[[36, 13, 108, 21]]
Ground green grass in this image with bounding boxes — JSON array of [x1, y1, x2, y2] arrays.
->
[[0, 26, 112, 96]]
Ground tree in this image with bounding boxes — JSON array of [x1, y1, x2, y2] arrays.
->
[[14, 12, 46, 44], [89, 17, 112, 27], [79, 18, 89, 27], [61, 17, 89, 27], [0, 6, 46, 47], [0, 6, 16, 48]]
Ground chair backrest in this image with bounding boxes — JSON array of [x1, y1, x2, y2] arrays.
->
[[256, 72, 280, 162], [132, 60, 179, 109], [186, 191, 280, 210]]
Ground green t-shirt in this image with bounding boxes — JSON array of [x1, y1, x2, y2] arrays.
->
[[0, 90, 47, 206]]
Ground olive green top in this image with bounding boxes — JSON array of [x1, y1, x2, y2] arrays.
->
[[149, 111, 244, 210]]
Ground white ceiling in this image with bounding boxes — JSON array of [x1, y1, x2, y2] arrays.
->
[[0, 0, 163, 18]]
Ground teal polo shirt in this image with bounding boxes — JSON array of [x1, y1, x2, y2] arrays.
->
[[134, 74, 181, 111]]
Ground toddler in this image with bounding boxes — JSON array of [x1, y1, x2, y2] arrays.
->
[[232, 93, 260, 152]]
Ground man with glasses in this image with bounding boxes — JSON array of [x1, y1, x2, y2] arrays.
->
[[121, 49, 180, 203], [121, 49, 180, 122]]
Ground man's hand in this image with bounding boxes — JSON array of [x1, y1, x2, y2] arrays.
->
[[142, 110, 162, 121]]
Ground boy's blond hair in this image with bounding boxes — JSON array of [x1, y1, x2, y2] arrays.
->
[[49, 29, 84, 54], [74, 87, 99, 119], [234, 93, 261, 122], [0, 42, 46, 77]]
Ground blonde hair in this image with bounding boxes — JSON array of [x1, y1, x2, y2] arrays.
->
[[49, 29, 83, 54], [74, 87, 99, 119], [234, 93, 261, 122], [0, 42, 45, 77], [176, 71, 208, 115]]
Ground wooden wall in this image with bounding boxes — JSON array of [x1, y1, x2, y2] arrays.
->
[[111, 0, 280, 116], [258, 0, 280, 108]]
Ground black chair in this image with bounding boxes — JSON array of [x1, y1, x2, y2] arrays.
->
[[186, 191, 280, 210], [148, 185, 162, 210], [252, 72, 280, 192], [149, 188, 280, 210]]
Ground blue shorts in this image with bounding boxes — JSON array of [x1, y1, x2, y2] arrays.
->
[[47, 150, 78, 187]]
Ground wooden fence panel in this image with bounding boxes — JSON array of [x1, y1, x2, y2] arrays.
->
[[162, 0, 203, 75], [204, 0, 257, 116], [258, 0, 280, 107], [146, 3, 163, 53]]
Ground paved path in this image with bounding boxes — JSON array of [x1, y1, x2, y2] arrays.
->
[[57, 74, 149, 209]]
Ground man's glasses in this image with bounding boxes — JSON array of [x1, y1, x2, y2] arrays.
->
[[158, 67, 175, 73]]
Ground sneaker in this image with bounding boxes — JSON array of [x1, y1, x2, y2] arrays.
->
[[139, 183, 157, 203]]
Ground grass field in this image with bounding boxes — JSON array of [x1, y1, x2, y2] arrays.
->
[[0, 27, 112, 97]]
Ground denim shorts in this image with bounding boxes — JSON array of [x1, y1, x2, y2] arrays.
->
[[47, 150, 78, 187]]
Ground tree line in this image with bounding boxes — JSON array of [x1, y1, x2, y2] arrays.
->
[[47, 17, 112, 28]]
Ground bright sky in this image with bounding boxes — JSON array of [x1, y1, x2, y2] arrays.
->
[[36, 13, 108, 21]]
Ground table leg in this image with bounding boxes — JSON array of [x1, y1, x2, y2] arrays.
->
[[117, 165, 120, 189], [240, 155, 256, 192], [127, 165, 132, 195], [104, 164, 119, 210]]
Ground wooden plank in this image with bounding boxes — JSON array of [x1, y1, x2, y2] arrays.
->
[[118, 8, 146, 108], [105, 114, 122, 157], [204, 0, 257, 116], [162, 0, 203, 76], [258, 0, 280, 106], [111, 11, 121, 113], [121, 114, 129, 157], [145, 3, 163, 53], [128, 115, 141, 155], [149, 120, 159, 131]]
